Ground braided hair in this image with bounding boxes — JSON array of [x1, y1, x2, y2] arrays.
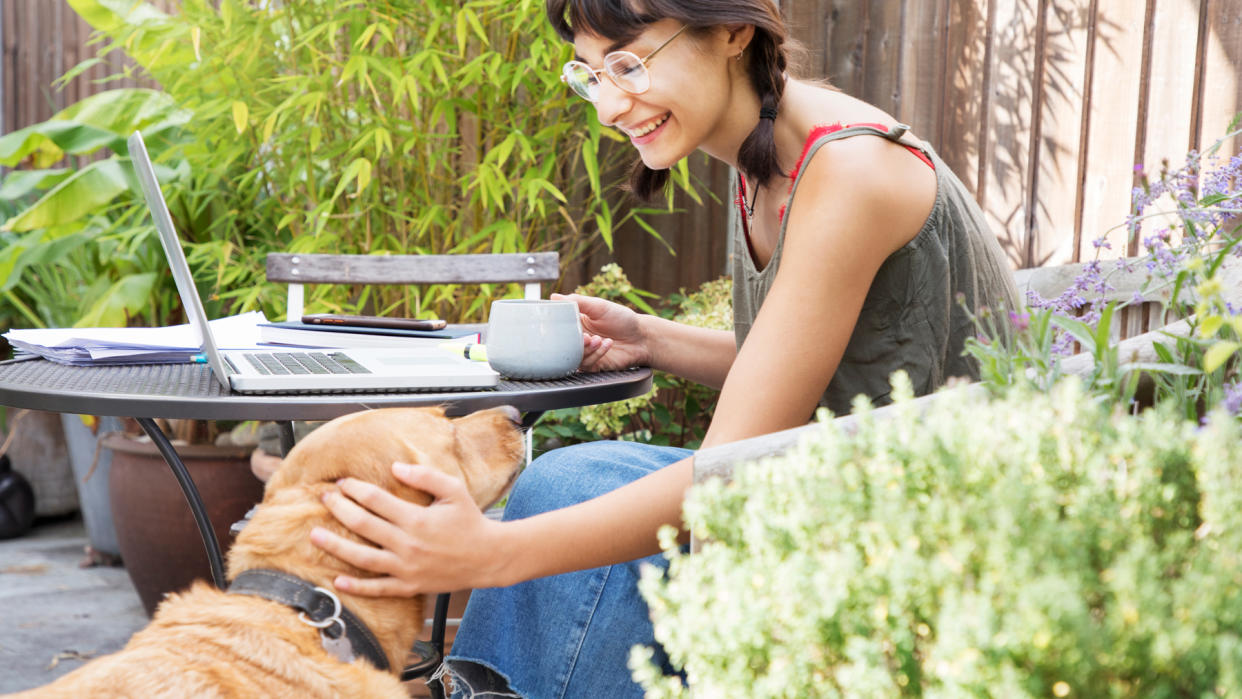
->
[[546, 0, 791, 200]]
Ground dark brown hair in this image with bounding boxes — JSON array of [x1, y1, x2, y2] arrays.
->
[[546, 0, 790, 200]]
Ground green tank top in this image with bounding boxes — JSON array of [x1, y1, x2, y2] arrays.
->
[[730, 124, 1020, 415]]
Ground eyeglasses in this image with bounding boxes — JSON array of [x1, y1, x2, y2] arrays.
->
[[560, 25, 689, 103]]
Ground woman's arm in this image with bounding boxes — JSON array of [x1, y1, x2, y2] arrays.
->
[[640, 315, 736, 389], [311, 135, 937, 595], [553, 292, 737, 388]]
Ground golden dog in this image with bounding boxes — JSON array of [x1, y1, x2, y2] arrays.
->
[[8, 406, 524, 699]]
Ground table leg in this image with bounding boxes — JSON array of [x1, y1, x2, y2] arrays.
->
[[277, 421, 296, 456], [135, 417, 228, 589]]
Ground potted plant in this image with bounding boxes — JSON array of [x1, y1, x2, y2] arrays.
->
[[100, 418, 263, 617]]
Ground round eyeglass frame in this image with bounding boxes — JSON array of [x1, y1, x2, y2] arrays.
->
[[560, 24, 689, 103]]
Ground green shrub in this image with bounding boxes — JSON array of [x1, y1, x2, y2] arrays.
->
[[634, 374, 1242, 697]]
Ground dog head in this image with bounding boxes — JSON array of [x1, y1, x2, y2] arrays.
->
[[226, 406, 525, 587]]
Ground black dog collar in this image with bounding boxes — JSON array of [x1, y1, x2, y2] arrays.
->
[[228, 568, 390, 672]]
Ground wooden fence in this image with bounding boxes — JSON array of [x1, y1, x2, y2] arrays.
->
[[784, 0, 1241, 271], [586, 0, 1242, 293], [4, 1, 1240, 295], [0, 0, 157, 142]]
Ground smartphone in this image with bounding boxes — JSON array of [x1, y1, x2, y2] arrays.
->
[[300, 314, 447, 331]]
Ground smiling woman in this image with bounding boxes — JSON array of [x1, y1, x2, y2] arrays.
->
[[308, 0, 1021, 696]]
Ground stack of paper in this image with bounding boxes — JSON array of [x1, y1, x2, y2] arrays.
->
[[3, 312, 271, 366]]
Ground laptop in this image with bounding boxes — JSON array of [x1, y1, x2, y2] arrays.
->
[[128, 131, 500, 394]]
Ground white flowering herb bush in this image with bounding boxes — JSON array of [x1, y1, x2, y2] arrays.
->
[[632, 373, 1242, 698]]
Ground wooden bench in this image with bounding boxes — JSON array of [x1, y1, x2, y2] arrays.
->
[[265, 252, 560, 322]]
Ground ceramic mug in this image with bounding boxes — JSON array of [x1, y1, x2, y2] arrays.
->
[[485, 299, 584, 380]]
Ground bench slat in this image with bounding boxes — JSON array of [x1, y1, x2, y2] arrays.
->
[[265, 252, 560, 285]]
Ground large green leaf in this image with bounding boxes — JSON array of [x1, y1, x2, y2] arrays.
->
[[1, 159, 132, 232], [0, 169, 72, 201], [0, 122, 122, 167], [74, 272, 159, 327], [56, 88, 186, 138]]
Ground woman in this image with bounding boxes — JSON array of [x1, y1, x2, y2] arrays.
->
[[310, 0, 1019, 695]]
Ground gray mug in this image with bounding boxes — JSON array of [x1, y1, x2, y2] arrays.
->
[[486, 299, 584, 379]]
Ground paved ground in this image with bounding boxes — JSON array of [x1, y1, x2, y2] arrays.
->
[[0, 514, 147, 693], [0, 514, 449, 696]]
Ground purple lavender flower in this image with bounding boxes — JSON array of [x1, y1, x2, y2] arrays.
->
[[1008, 310, 1030, 331], [1223, 382, 1242, 416]]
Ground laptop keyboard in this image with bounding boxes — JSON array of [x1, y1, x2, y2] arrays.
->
[[242, 351, 372, 376]]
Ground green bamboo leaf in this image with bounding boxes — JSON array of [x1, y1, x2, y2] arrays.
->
[[231, 101, 249, 134], [355, 23, 379, 50], [1, 159, 131, 232], [191, 25, 201, 61], [582, 146, 600, 193], [332, 158, 372, 200], [354, 159, 373, 197], [52, 57, 105, 89], [493, 133, 516, 167], [340, 55, 365, 86], [1203, 341, 1240, 374], [595, 211, 613, 248], [463, 8, 489, 45], [67, 0, 193, 73], [455, 10, 468, 54]]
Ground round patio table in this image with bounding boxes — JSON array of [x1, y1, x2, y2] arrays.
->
[[0, 357, 651, 693], [0, 358, 651, 583]]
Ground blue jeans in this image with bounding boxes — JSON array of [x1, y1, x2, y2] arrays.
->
[[445, 440, 692, 698]]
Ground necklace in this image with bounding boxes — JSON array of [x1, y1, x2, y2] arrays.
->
[[739, 176, 759, 219]]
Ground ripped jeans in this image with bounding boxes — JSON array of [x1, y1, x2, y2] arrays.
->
[[445, 440, 692, 699]]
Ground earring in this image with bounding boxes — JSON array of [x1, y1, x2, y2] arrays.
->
[[735, 53, 743, 62]]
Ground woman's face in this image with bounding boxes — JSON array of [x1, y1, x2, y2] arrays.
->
[[572, 19, 734, 170]]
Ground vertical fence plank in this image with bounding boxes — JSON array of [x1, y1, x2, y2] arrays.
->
[[941, 0, 992, 195], [898, 0, 950, 141], [981, 0, 1042, 267], [1132, 0, 1204, 251], [786, 0, 831, 80], [1030, 0, 1093, 267], [1198, 0, 1242, 157], [1, 0, 13, 138], [1076, 1, 1148, 260], [826, 0, 867, 95], [863, 0, 903, 114]]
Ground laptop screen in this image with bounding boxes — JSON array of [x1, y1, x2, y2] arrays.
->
[[128, 131, 233, 390]]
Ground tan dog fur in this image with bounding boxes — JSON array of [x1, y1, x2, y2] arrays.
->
[[8, 406, 524, 699]]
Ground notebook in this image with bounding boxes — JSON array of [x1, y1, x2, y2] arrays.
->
[[128, 131, 499, 394]]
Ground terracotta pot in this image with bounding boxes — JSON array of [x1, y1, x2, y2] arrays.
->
[[105, 433, 263, 617]]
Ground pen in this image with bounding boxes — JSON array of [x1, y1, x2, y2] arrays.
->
[[440, 342, 488, 362]]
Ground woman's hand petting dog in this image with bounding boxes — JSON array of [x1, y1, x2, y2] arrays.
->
[[311, 462, 515, 596]]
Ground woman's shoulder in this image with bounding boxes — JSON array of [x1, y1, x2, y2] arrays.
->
[[783, 124, 939, 256]]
